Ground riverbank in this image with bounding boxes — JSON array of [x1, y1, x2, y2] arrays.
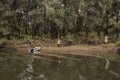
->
[[41, 44, 120, 61], [0, 40, 120, 61]]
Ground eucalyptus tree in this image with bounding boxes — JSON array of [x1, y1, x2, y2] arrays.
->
[[0, 0, 120, 43], [0, 0, 15, 39], [110, 0, 120, 40]]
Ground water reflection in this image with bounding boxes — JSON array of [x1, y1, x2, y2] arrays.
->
[[19, 64, 33, 80], [32, 55, 120, 80], [0, 54, 120, 80], [18, 54, 34, 80], [105, 59, 110, 70], [18, 54, 47, 80]]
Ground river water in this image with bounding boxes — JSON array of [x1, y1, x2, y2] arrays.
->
[[0, 53, 120, 80]]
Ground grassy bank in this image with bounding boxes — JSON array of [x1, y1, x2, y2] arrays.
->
[[0, 39, 120, 61]]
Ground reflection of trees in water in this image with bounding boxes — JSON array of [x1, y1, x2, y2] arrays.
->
[[18, 55, 120, 80], [32, 57, 88, 80], [18, 56, 47, 80], [18, 55, 34, 80], [19, 64, 33, 80]]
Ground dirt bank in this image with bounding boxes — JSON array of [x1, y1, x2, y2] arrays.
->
[[0, 40, 120, 59]]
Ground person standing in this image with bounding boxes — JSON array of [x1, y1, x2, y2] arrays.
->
[[57, 38, 61, 47], [104, 35, 109, 44]]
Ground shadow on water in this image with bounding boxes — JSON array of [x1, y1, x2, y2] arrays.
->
[[0, 53, 120, 80]]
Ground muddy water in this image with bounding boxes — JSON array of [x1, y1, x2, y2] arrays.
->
[[0, 54, 120, 80]]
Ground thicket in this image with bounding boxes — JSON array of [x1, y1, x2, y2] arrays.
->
[[0, 0, 120, 44]]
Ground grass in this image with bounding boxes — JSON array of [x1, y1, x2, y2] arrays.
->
[[0, 39, 120, 62], [101, 43, 116, 48]]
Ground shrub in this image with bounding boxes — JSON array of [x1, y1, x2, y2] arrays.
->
[[0, 39, 7, 44], [65, 33, 74, 40], [116, 41, 120, 46]]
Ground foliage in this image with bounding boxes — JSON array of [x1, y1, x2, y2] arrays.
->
[[0, 0, 120, 44], [116, 41, 120, 46]]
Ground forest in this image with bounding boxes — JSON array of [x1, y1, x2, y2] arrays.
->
[[0, 0, 120, 44]]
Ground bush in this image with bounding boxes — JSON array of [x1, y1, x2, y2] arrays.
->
[[0, 39, 7, 44], [65, 33, 74, 40], [87, 32, 101, 45], [116, 41, 120, 46], [78, 32, 86, 43]]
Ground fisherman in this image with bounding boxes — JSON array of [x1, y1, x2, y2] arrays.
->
[[28, 40, 34, 55]]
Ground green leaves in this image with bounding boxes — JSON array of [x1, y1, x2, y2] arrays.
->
[[0, 0, 119, 41]]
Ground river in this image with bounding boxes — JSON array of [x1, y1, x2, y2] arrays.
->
[[0, 53, 120, 80]]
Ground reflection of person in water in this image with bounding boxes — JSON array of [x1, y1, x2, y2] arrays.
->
[[19, 63, 33, 80], [19, 57, 47, 80], [105, 59, 110, 70], [19, 49, 34, 80]]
